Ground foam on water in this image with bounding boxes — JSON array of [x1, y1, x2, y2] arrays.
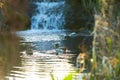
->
[[31, 0, 65, 30]]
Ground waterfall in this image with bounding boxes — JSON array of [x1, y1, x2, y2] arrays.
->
[[31, 0, 65, 30]]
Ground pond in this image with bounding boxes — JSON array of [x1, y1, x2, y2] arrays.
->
[[0, 0, 94, 80], [0, 30, 92, 80]]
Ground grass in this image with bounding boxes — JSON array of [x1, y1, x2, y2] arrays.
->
[[63, 72, 78, 80], [63, 73, 73, 80], [50, 71, 78, 80], [88, 36, 120, 80], [82, 0, 102, 15], [50, 71, 55, 80]]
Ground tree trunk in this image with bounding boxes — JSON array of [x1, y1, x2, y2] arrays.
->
[[0, 0, 30, 32]]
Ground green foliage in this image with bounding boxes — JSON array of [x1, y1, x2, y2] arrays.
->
[[82, 0, 101, 14], [50, 72, 55, 80], [89, 38, 120, 80], [63, 73, 73, 80], [50, 71, 78, 80], [90, 0, 120, 76], [64, 72, 77, 80], [107, 37, 113, 55]]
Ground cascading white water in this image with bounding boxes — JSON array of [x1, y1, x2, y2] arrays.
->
[[31, 0, 65, 30]]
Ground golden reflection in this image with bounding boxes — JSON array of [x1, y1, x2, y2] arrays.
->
[[0, 33, 21, 80], [0, 33, 75, 80], [52, 60, 73, 80], [6, 52, 75, 80]]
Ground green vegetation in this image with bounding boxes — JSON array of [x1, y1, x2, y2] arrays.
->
[[89, 52, 120, 80], [50, 71, 78, 80], [82, 0, 101, 15], [63, 72, 78, 80], [50, 72, 55, 80], [63, 73, 73, 80]]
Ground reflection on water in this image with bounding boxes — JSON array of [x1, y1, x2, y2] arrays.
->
[[0, 33, 21, 80], [16, 30, 67, 42], [0, 32, 76, 80], [6, 52, 75, 80]]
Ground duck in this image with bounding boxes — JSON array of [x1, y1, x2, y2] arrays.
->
[[26, 48, 33, 55]]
